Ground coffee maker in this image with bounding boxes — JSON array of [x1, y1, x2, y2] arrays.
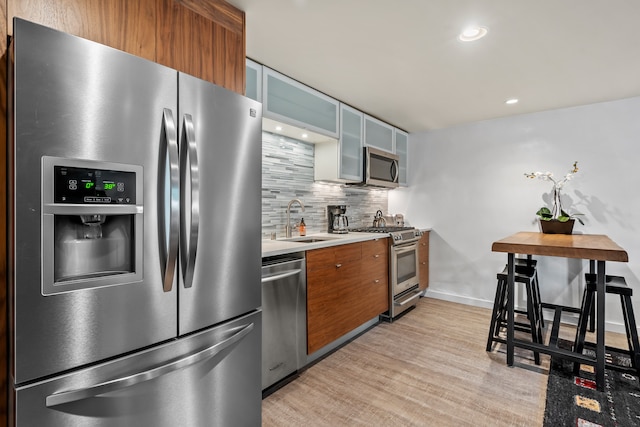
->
[[327, 205, 349, 234]]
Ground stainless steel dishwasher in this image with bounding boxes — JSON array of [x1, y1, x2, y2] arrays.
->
[[261, 252, 306, 391]]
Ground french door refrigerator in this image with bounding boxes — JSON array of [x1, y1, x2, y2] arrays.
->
[[8, 18, 262, 426]]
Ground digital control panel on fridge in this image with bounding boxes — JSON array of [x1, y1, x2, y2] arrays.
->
[[41, 156, 144, 295]]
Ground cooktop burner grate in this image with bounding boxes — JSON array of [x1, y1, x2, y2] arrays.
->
[[349, 226, 415, 233]]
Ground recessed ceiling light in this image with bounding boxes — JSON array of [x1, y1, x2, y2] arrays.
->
[[505, 98, 519, 105], [301, 133, 308, 139], [458, 26, 488, 42], [275, 126, 283, 131]]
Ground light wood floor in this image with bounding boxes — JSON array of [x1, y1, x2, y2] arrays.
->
[[262, 297, 629, 426]]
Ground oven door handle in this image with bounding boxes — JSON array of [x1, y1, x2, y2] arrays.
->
[[393, 243, 418, 254]]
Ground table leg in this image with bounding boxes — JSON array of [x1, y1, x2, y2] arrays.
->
[[596, 260, 606, 391], [507, 252, 515, 366]]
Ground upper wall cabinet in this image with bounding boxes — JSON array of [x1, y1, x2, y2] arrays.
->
[[156, 0, 246, 94], [245, 58, 262, 102], [364, 115, 394, 153], [315, 103, 363, 183], [339, 105, 364, 181], [262, 67, 339, 139], [394, 129, 408, 186], [9, 0, 247, 94], [8, 0, 157, 61]]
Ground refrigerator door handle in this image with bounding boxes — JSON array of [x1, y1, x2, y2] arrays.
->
[[45, 322, 255, 407], [180, 113, 200, 288], [160, 108, 180, 292]]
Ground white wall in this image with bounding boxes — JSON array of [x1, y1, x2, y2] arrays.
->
[[389, 96, 640, 332]]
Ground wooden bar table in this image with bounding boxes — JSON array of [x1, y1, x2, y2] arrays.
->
[[491, 231, 629, 390]]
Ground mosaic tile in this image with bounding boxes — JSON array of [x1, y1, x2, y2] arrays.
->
[[261, 132, 389, 239]]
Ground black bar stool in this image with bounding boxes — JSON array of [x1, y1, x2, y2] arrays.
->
[[574, 274, 640, 375], [486, 259, 544, 365], [515, 256, 545, 329]]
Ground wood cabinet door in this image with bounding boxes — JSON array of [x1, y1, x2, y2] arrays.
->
[[418, 232, 430, 291], [306, 243, 362, 354], [157, 0, 245, 94], [8, 0, 157, 61], [359, 239, 389, 316]]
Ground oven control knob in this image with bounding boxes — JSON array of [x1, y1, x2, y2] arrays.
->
[[394, 235, 401, 241]]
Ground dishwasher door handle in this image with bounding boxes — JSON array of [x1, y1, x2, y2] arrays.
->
[[261, 269, 302, 284]]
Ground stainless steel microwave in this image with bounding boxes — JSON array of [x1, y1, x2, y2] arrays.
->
[[363, 146, 399, 188]]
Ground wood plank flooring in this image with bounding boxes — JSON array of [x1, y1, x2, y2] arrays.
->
[[262, 297, 628, 426]]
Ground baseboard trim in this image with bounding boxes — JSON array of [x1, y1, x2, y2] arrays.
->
[[423, 289, 629, 335]]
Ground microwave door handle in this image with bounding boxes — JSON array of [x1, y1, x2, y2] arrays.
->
[[160, 108, 179, 292], [45, 322, 254, 407], [390, 159, 399, 183], [180, 114, 199, 288]]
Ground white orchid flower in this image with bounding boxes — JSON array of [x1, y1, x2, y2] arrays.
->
[[525, 162, 582, 223]]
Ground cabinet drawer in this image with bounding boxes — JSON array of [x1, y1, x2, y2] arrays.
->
[[362, 261, 387, 283], [307, 243, 362, 273], [361, 238, 388, 260]]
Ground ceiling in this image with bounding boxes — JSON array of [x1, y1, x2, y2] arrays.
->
[[227, 0, 640, 133]]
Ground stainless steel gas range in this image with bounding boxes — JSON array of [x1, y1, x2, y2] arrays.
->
[[350, 226, 424, 321]]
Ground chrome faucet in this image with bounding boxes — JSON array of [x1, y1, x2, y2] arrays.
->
[[285, 198, 305, 238]]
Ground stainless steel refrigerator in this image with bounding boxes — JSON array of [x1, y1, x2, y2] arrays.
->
[[8, 18, 262, 426]]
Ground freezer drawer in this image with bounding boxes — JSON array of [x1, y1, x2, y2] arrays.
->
[[14, 310, 262, 427]]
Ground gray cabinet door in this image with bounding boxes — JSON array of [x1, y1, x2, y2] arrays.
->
[[246, 58, 263, 102], [395, 129, 409, 186], [364, 115, 394, 152], [340, 104, 364, 181], [263, 66, 339, 138]]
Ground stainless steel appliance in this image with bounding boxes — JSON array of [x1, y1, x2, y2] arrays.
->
[[9, 19, 262, 426], [261, 253, 306, 392], [363, 146, 399, 188], [387, 229, 424, 320], [327, 204, 349, 234], [372, 210, 387, 227]]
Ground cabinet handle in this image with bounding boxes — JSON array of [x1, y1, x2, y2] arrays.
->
[[336, 264, 342, 268], [421, 262, 427, 265], [421, 243, 426, 246], [374, 254, 379, 258], [374, 279, 380, 284]]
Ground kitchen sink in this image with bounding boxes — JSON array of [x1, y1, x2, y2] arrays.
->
[[281, 236, 337, 244]]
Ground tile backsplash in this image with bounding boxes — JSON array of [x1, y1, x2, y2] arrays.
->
[[262, 132, 388, 239]]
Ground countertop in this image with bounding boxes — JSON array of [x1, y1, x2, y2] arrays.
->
[[262, 232, 388, 257], [262, 229, 431, 258]]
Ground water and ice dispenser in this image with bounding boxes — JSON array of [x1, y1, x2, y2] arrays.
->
[[41, 157, 143, 295]]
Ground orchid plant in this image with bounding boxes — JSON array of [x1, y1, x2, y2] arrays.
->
[[524, 161, 584, 224]]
